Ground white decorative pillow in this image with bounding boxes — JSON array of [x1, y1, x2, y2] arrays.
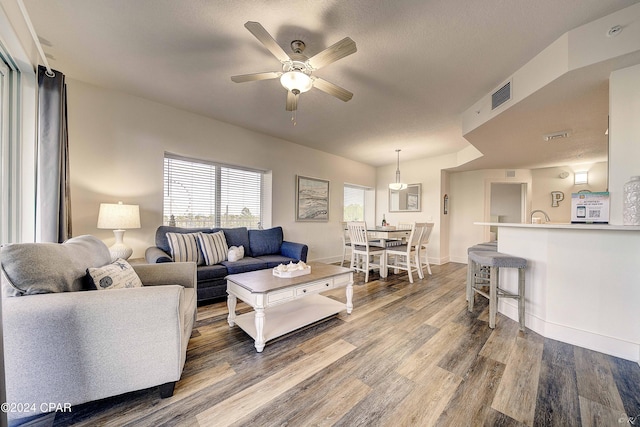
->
[[197, 231, 228, 265], [166, 232, 203, 265], [228, 245, 245, 262], [87, 259, 143, 290]]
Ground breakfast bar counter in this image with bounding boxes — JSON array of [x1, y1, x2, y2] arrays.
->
[[474, 222, 640, 363]]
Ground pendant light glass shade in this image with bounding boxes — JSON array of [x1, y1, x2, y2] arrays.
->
[[389, 149, 408, 190]]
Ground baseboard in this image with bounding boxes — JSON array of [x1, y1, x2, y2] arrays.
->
[[450, 255, 468, 264], [433, 256, 450, 265], [499, 300, 640, 363], [310, 255, 345, 265]]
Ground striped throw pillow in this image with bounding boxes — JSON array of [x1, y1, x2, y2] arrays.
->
[[166, 232, 203, 265], [197, 231, 228, 265]]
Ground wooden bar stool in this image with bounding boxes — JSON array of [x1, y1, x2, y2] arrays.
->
[[467, 250, 527, 331]]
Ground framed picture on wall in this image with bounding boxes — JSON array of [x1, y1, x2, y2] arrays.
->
[[407, 194, 419, 210], [296, 175, 329, 222]]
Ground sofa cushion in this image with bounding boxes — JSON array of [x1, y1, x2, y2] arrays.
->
[[1, 235, 111, 297], [197, 231, 228, 265], [155, 226, 212, 254], [254, 254, 300, 269], [221, 257, 268, 274], [220, 227, 252, 257], [166, 232, 203, 265], [197, 264, 229, 281], [249, 226, 283, 257], [87, 259, 143, 290]]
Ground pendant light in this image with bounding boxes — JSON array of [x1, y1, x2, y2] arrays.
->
[[389, 149, 408, 190]]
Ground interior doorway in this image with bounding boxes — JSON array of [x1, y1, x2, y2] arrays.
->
[[489, 182, 527, 239]]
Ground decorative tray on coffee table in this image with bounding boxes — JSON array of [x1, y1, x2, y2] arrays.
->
[[272, 262, 311, 278]]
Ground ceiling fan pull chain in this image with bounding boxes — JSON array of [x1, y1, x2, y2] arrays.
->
[[292, 94, 298, 126]]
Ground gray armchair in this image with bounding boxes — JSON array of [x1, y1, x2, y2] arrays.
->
[[1, 235, 197, 426]]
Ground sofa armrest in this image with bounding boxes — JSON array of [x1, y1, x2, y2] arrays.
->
[[145, 246, 173, 264], [281, 241, 308, 262], [2, 286, 190, 419], [133, 262, 197, 289]]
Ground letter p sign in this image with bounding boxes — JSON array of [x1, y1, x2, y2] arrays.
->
[[551, 191, 564, 207]]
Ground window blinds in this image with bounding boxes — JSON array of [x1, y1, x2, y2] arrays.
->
[[163, 154, 263, 229], [344, 185, 366, 221]]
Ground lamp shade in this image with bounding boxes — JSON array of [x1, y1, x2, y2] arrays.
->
[[280, 71, 313, 93], [389, 182, 408, 191], [97, 202, 141, 230]]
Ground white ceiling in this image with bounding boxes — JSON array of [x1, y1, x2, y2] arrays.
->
[[22, 0, 639, 168]]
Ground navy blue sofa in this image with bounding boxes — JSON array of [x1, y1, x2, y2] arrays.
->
[[145, 226, 308, 303]]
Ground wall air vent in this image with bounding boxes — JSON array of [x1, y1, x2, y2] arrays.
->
[[491, 81, 512, 110], [505, 170, 516, 178]]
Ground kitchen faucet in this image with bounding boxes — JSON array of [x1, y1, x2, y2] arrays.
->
[[530, 209, 551, 223]]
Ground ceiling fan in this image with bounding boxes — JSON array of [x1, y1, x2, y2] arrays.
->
[[231, 21, 357, 113]]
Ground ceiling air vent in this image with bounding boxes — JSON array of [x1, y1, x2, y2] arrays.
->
[[491, 81, 511, 110]]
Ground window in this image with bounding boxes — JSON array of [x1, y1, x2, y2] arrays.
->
[[0, 58, 9, 243], [163, 153, 264, 229], [343, 184, 367, 221]]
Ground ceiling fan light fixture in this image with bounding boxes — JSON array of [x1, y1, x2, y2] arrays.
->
[[280, 71, 313, 93]]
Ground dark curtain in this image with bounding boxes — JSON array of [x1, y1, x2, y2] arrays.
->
[[36, 65, 71, 243]]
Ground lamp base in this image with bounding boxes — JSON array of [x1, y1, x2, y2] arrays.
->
[[109, 229, 133, 261], [108, 243, 133, 262]]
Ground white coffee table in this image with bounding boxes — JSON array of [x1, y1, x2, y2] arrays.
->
[[226, 262, 353, 352]]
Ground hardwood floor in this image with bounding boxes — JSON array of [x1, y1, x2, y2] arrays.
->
[[54, 262, 640, 426]]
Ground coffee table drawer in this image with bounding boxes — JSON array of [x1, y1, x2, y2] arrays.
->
[[267, 289, 295, 304], [295, 279, 333, 296]]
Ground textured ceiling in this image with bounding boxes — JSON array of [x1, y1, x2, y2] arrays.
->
[[23, 0, 639, 168]]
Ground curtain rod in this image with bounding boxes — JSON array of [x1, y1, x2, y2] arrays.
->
[[15, 0, 54, 77]]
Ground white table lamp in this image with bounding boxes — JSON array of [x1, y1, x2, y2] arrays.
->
[[97, 201, 141, 261]]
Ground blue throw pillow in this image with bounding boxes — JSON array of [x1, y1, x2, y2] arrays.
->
[[222, 227, 252, 257], [249, 227, 283, 257]]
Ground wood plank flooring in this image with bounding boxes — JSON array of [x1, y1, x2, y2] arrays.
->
[[54, 262, 640, 427]]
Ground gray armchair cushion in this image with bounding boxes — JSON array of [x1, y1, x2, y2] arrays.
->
[[1, 235, 111, 297]]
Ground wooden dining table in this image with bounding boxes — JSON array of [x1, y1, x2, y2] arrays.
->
[[365, 228, 410, 278]]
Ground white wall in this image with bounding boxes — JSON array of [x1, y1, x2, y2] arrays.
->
[[66, 79, 376, 261], [530, 162, 608, 223], [375, 153, 458, 264], [609, 63, 640, 225], [448, 169, 532, 263]]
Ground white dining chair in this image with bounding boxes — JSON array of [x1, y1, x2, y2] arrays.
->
[[419, 223, 435, 276], [340, 222, 351, 267], [347, 221, 386, 283], [384, 222, 427, 284]]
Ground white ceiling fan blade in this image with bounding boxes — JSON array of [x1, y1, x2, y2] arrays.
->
[[231, 71, 281, 83], [313, 78, 353, 102], [244, 21, 290, 63], [307, 37, 357, 70], [286, 91, 298, 111]]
